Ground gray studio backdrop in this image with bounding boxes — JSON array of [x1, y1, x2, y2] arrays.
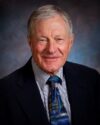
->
[[0, 0, 100, 78]]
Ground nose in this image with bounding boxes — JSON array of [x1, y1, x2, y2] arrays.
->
[[47, 40, 57, 54]]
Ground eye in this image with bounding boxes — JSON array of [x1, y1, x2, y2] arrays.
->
[[39, 39, 46, 42], [55, 38, 64, 43], [57, 38, 63, 40], [37, 38, 48, 44]]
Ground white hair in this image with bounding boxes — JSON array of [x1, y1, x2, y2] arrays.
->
[[27, 4, 73, 37]]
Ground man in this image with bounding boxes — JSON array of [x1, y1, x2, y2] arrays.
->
[[0, 4, 100, 125]]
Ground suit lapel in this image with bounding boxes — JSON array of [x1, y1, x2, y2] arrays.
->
[[15, 60, 49, 124], [63, 62, 83, 125]]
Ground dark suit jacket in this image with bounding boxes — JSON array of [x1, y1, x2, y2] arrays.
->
[[0, 59, 100, 125]]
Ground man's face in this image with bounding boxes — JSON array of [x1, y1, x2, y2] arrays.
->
[[29, 15, 74, 74]]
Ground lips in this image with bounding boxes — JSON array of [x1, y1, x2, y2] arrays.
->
[[42, 56, 60, 62]]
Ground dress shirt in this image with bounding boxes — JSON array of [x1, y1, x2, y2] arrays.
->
[[31, 59, 71, 121]]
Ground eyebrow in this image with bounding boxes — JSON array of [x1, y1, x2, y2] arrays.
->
[[54, 35, 64, 38], [37, 36, 47, 38]]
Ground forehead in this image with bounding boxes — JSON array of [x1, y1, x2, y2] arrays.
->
[[34, 15, 69, 35], [35, 14, 68, 27]]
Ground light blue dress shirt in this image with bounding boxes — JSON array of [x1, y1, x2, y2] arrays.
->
[[31, 58, 71, 121]]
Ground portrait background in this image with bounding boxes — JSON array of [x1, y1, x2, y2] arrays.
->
[[0, 0, 100, 78]]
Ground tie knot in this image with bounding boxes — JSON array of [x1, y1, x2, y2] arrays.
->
[[47, 75, 62, 86]]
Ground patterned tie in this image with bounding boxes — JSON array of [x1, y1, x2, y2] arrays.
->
[[47, 75, 70, 125]]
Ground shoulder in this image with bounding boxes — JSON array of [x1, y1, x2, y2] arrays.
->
[[0, 66, 24, 83], [64, 61, 99, 73], [0, 59, 33, 98], [64, 61, 100, 81], [0, 59, 32, 87], [0, 67, 24, 95], [0, 58, 35, 100]]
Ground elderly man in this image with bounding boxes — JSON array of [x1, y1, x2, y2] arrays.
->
[[0, 5, 100, 125]]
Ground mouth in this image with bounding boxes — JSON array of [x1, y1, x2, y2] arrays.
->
[[43, 56, 60, 62]]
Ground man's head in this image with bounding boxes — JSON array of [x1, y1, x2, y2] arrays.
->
[[27, 5, 74, 75]]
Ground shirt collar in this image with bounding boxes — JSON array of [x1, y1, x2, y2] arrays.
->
[[31, 58, 63, 91]]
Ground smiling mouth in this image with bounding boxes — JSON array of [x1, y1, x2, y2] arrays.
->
[[43, 56, 60, 62]]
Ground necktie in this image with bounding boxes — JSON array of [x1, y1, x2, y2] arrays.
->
[[47, 75, 70, 125]]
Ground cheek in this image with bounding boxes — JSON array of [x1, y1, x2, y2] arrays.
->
[[58, 44, 71, 63], [60, 44, 70, 56], [64, 41, 72, 53], [31, 43, 45, 58]]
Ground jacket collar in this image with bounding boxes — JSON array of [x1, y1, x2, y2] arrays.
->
[[16, 58, 49, 124]]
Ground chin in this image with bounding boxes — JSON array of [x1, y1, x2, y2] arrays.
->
[[44, 69, 58, 75], [42, 65, 61, 75]]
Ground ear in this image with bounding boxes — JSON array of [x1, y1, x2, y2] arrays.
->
[[68, 33, 74, 51], [27, 35, 32, 47]]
